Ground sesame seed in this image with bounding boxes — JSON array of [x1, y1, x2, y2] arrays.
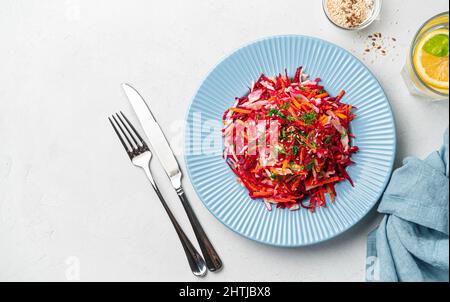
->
[[326, 0, 375, 28]]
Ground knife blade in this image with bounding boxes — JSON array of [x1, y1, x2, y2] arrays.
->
[[122, 83, 181, 180], [122, 83, 223, 272]]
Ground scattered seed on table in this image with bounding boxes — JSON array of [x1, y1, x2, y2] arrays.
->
[[362, 32, 398, 63]]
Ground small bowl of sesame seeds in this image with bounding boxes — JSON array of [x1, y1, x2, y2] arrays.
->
[[323, 0, 382, 31]]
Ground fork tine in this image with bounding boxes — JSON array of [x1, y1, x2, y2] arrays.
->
[[116, 113, 141, 148], [120, 111, 148, 148], [112, 114, 136, 150], [109, 117, 131, 156]]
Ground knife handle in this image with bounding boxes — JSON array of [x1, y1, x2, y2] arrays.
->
[[142, 166, 207, 277], [176, 186, 223, 272]]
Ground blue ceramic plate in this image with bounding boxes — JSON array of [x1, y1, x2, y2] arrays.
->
[[184, 35, 396, 247]]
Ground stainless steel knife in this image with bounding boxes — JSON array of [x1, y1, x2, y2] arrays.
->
[[122, 83, 222, 272]]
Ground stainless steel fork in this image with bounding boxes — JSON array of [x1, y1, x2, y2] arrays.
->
[[108, 112, 207, 277]]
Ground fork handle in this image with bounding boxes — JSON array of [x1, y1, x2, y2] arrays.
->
[[143, 168, 207, 277], [176, 187, 223, 272]]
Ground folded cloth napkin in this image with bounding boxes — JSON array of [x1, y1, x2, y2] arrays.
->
[[366, 128, 449, 282]]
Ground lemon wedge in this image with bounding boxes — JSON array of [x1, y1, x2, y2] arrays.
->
[[413, 29, 449, 91]]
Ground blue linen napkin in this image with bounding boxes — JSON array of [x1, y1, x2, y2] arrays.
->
[[366, 128, 449, 282]]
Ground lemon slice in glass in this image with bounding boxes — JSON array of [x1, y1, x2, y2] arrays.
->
[[413, 29, 449, 91]]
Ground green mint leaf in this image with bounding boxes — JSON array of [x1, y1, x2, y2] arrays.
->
[[423, 34, 449, 57]]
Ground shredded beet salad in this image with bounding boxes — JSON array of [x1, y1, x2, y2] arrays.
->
[[222, 67, 359, 212]]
